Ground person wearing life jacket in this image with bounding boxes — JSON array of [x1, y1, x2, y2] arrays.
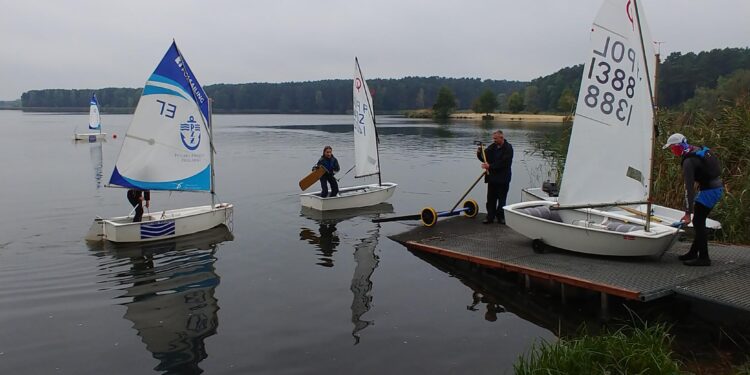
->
[[663, 133, 723, 266], [313, 145, 341, 198]]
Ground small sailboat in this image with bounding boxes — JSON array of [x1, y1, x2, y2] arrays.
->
[[300, 58, 397, 211], [86, 41, 233, 243], [74, 93, 107, 142], [503, 0, 680, 257]]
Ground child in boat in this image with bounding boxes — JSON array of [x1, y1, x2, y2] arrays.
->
[[314, 146, 340, 198]]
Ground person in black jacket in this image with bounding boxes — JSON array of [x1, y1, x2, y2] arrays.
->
[[314, 146, 341, 198], [127, 189, 151, 222], [477, 130, 514, 224], [663, 133, 723, 267]]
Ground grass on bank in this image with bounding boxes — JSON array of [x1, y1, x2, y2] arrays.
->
[[514, 323, 683, 375]]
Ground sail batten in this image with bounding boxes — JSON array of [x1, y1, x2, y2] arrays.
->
[[108, 41, 212, 192], [557, 0, 656, 207]]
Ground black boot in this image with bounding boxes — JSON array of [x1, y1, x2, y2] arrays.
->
[[678, 251, 698, 261]]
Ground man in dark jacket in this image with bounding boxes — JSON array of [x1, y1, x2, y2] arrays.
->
[[663, 133, 723, 266], [127, 189, 151, 222], [477, 130, 514, 224]]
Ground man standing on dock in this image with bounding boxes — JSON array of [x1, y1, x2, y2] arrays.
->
[[663, 133, 723, 267], [477, 130, 513, 224]]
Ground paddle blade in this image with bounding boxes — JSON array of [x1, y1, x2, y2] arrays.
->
[[299, 166, 327, 191]]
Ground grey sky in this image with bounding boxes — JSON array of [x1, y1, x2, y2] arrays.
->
[[1, 0, 748, 100]]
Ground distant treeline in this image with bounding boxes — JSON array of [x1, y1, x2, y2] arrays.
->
[[19, 47, 750, 113]]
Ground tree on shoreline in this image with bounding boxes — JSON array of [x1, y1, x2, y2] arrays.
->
[[432, 86, 457, 120], [472, 89, 498, 116], [507, 91, 525, 113]]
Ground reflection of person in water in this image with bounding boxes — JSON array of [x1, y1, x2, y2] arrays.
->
[[467, 291, 506, 322], [299, 221, 340, 267]]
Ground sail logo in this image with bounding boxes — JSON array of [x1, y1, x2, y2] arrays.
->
[[180, 115, 201, 150], [174, 56, 206, 105]]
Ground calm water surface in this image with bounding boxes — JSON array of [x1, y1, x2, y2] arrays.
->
[[0, 111, 569, 374]]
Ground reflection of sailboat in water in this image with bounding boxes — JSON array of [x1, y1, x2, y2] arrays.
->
[[89, 142, 103, 189], [350, 225, 380, 344], [299, 203, 392, 268], [299, 203, 392, 344], [91, 226, 233, 374]]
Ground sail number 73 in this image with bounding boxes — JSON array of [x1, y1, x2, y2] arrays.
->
[[156, 99, 177, 119], [582, 35, 641, 126]]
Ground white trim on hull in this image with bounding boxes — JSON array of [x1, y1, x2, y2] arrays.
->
[[75, 133, 108, 142], [521, 187, 721, 230], [85, 203, 233, 243], [504, 200, 680, 257], [300, 182, 397, 211]]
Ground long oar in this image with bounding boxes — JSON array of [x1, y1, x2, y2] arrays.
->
[[448, 171, 486, 213]]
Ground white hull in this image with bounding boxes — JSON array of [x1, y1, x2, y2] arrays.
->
[[503, 200, 680, 257], [300, 183, 397, 211], [521, 187, 721, 230], [75, 132, 107, 142], [85, 203, 233, 243]]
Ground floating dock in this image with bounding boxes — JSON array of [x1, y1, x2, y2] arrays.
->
[[390, 215, 750, 312]]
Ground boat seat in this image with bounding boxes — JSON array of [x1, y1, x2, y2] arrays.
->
[[606, 221, 642, 233], [518, 206, 562, 222]]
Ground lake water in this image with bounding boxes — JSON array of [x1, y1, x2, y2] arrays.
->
[[0, 110, 570, 374]]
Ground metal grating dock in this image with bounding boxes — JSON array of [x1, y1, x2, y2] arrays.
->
[[390, 215, 750, 307]]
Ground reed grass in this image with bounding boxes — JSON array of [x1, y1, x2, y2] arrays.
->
[[514, 322, 684, 375]]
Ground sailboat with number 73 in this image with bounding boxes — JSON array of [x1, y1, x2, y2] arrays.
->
[[503, 0, 680, 257], [85, 41, 233, 243]]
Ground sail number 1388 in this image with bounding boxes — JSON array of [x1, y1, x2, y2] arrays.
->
[[583, 36, 640, 126]]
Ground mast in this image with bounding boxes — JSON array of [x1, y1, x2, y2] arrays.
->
[[633, 0, 656, 232], [356, 57, 382, 186], [209, 98, 216, 206]]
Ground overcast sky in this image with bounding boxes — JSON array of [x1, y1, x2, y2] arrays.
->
[[1, 0, 748, 100]]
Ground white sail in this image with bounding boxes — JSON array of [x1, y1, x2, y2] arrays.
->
[[89, 93, 101, 131], [109, 41, 212, 192], [353, 58, 380, 178], [558, 0, 656, 207]]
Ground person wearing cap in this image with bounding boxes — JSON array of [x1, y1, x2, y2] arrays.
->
[[663, 133, 723, 266]]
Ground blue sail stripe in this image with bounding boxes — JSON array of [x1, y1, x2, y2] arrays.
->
[[147, 74, 193, 99], [142, 84, 190, 100], [109, 165, 211, 191]]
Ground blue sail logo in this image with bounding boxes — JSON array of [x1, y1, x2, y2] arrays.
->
[[180, 115, 201, 150]]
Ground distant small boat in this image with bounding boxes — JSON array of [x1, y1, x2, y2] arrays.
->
[[300, 58, 397, 211], [86, 41, 233, 243], [74, 93, 107, 142]]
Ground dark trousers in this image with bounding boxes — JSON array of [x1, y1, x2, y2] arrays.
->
[[486, 182, 510, 221], [320, 174, 339, 198], [127, 194, 144, 222], [690, 202, 712, 259]]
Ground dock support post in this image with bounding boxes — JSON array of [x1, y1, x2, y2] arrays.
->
[[600, 292, 609, 321], [560, 284, 566, 305], [524, 274, 531, 290]]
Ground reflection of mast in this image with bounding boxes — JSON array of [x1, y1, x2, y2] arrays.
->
[[89, 142, 103, 189], [96, 226, 232, 374], [350, 226, 380, 344]]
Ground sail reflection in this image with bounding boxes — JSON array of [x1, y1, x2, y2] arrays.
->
[[90, 226, 233, 374], [89, 142, 103, 189], [299, 203, 392, 344]]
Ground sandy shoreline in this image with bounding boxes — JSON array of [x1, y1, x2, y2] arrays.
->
[[450, 112, 570, 122]]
